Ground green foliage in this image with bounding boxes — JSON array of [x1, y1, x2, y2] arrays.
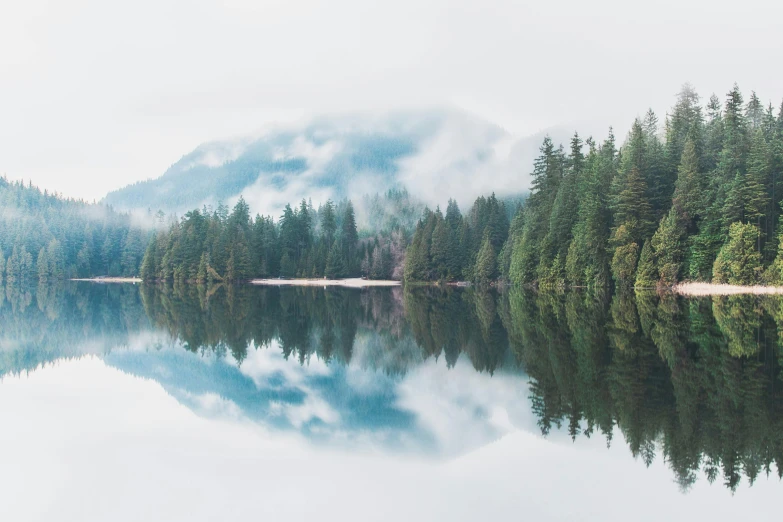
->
[[764, 215, 783, 284], [672, 138, 703, 226], [634, 240, 657, 288], [497, 83, 783, 290], [712, 222, 762, 284], [0, 178, 148, 282], [13, 83, 783, 290], [610, 233, 639, 287], [652, 208, 687, 286], [474, 235, 497, 285], [325, 240, 344, 278], [142, 193, 405, 283]]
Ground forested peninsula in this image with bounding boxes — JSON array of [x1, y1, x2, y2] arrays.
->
[[3, 83, 783, 290]]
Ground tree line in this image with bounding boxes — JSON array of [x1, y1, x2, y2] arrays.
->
[[0, 178, 148, 285], [504, 83, 783, 288], [139, 192, 409, 283], [6, 83, 783, 289]]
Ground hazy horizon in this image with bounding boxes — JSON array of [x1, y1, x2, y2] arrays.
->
[[2, 0, 782, 201]]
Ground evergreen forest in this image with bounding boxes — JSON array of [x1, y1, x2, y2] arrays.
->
[[0, 178, 148, 285], [4, 83, 783, 289], [139, 83, 783, 288]]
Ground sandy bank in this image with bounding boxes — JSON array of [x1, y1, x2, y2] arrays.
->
[[70, 277, 142, 283], [673, 282, 783, 296], [250, 278, 400, 288]]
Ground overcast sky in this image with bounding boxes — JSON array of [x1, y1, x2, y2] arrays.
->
[[1, 0, 781, 201]]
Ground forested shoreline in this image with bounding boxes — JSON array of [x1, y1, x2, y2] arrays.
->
[[410, 83, 783, 289], [3, 83, 783, 289], [0, 178, 148, 285]]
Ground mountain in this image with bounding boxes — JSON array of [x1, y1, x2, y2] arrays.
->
[[104, 108, 551, 217]]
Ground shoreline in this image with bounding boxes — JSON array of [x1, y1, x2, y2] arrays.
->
[[672, 282, 783, 296], [70, 277, 142, 283], [250, 278, 400, 288], [63, 278, 783, 296]]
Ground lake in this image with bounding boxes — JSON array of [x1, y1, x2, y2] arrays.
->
[[0, 282, 780, 521]]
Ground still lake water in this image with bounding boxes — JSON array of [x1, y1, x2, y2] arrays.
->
[[0, 282, 781, 521]]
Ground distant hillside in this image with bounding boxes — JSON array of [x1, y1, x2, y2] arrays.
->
[[104, 108, 556, 217]]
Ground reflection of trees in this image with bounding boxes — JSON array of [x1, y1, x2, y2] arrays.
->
[[4, 281, 783, 491], [712, 296, 763, 357], [0, 282, 150, 377], [403, 287, 512, 374], [140, 284, 411, 371], [508, 289, 783, 492]]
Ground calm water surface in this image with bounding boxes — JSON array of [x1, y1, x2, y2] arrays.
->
[[0, 283, 781, 521]]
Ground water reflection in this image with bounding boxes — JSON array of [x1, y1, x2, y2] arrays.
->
[[1, 282, 782, 491]]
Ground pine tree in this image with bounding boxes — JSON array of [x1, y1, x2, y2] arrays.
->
[[672, 138, 702, 227], [744, 129, 771, 252], [361, 247, 371, 277], [642, 110, 671, 218], [231, 238, 252, 281], [634, 240, 657, 288], [746, 91, 764, 130], [36, 247, 49, 282], [703, 93, 724, 172], [764, 207, 783, 284], [46, 240, 63, 280], [140, 239, 157, 281], [610, 225, 639, 287], [197, 252, 209, 282], [457, 219, 473, 281], [666, 84, 703, 179], [341, 202, 359, 276], [325, 240, 344, 278], [5, 247, 18, 284], [498, 208, 523, 281], [510, 137, 565, 284], [280, 251, 296, 278], [321, 200, 337, 245], [403, 223, 429, 282], [712, 222, 762, 284], [652, 208, 686, 285], [719, 84, 748, 188], [547, 133, 583, 261], [445, 199, 462, 230], [474, 234, 497, 286], [430, 216, 450, 280]]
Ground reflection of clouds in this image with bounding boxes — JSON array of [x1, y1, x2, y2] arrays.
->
[[3, 322, 538, 459], [237, 340, 331, 388], [236, 344, 340, 429], [3, 356, 774, 522], [395, 355, 535, 456], [179, 390, 244, 420], [111, 339, 537, 458]]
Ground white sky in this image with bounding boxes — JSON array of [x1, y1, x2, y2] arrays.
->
[[1, 0, 782, 201]]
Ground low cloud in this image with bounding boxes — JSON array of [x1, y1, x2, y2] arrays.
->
[[107, 107, 614, 219]]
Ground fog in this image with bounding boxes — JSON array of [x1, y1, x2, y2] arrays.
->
[[1, 0, 782, 202]]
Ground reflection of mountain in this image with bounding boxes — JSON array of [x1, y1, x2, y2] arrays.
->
[[2, 282, 783, 489], [104, 345, 431, 452], [103, 108, 534, 215]]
